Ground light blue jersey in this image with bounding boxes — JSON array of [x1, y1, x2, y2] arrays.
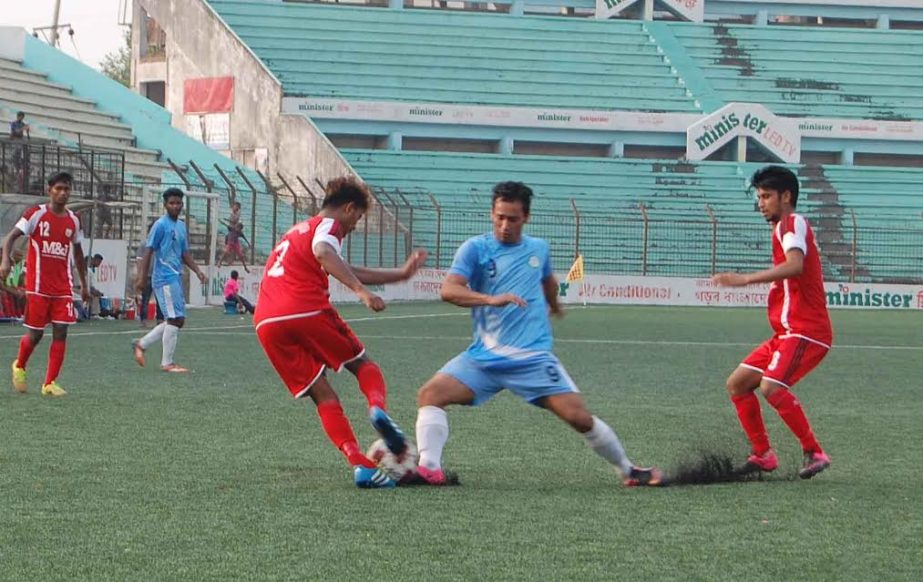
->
[[450, 233, 554, 364], [147, 215, 188, 286]]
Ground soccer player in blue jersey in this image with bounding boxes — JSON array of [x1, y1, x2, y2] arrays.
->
[[132, 188, 207, 372], [412, 181, 661, 487]]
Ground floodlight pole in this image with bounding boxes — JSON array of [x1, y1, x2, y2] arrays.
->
[[50, 0, 63, 47]]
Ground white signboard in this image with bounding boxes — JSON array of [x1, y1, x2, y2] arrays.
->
[[188, 266, 263, 307], [85, 239, 128, 300], [686, 103, 801, 162], [595, 0, 641, 20], [661, 0, 705, 22], [286, 98, 923, 144], [184, 113, 230, 150]]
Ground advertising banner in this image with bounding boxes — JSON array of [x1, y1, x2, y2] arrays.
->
[[686, 102, 801, 162], [85, 239, 128, 300]]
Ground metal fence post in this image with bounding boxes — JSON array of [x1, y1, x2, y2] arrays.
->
[[428, 193, 442, 268], [570, 198, 581, 259], [639, 203, 649, 276], [235, 167, 259, 264], [850, 209, 858, 283], [705, 204, 718, 276]]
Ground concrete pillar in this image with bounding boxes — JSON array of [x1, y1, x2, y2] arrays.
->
[[389, 0, 403, 10], [755, 10, 769, 26], [608, 142, 624, 158], [387, 131, 402, 151], [876, 14, 890, 30], [511, 0, 524, 17], [497, 136, 514, 155], [841, 148, 855, 166], [736, 136, 747, 162], [643, 0, 654, 21]]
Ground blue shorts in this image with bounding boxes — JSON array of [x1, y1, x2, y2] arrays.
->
[[153, 280, 186, 319], [439, 351, 579, 406]]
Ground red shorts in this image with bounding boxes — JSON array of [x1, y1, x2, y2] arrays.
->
[[24, 293, 76, 329], [224, 242, 242, 255], [741, 335, 829, 388], [255, 309, 365, 398]]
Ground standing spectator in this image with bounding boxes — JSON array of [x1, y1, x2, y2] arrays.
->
[[216, 222, 250, 272], [224, 270, 254, 314], [226, 201, 241, 230], [9, 112, 30, 140]]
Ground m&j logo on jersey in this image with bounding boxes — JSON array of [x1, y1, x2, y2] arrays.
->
[[528, 256, 540, 268], [65, 228, 73, 238], [41, 240, 69, 258]]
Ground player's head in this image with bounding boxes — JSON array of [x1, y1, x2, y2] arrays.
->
[[16, 111, 25, 121], [162, 187, 185, 220], [491, 181, 532, 244], [91, 253, 104, 268], [46, 172, 73, 206], [321, 177, 371, 234], [230, 270, 239, 280], [232, 201, 241, 211], [751, 166, 799, 223]]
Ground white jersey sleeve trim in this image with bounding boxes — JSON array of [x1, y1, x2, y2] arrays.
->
[[311, 217, 342, 256], [781, 215, 808, 255], [69, 211, 85, 244]]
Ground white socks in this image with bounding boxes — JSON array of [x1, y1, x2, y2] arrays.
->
[[415, 405, 448, 470], [139, 322, 166, 350], [583, 416, 633, 475], [161, 324, 179, 367]]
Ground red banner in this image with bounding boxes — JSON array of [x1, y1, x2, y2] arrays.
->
[[183, 77, 234, 114]]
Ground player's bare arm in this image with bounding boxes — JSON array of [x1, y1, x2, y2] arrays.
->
[[350, 248, 428, 285], [182, 251, 207, 284], [0, 227, 24, 279], [135, 248, 154, 293], [542, 274, 563, 317], [440, 273, 527, 308], [314, 241, 385, 312], [74, 244, 91, 304], [713, 249, 804, 287]]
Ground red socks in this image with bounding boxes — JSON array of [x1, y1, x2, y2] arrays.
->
[[16, 335, 37, 369], [354, 361, 387, 410], [44, 340, 66, 386], [731, 392, 771, 455], [766, 388, 822, 453], [316, 400, 375, 468]]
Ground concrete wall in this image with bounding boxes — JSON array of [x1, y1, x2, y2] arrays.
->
[[133, 0, 356, 186], [0, 27, 25, 62]]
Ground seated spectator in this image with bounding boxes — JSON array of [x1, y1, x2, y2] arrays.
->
[[216, 222, 250, 272], [10, 111, 30, 140], [224, 270, 254, 314]]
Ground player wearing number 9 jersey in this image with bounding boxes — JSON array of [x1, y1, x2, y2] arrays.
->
[[254, 177, 428, 489], [0, 172, 90, 397]]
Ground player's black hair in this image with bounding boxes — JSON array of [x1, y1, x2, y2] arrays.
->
[[47, 171, 73, 187], [92, 253, 104, 261], [492, 181, 533, 215], [751, 165, 799, 208], [322, 177, 371, 210], [16, 111, 25, 118], [163, 187, 185, 203], [230, 270, 239, 279]]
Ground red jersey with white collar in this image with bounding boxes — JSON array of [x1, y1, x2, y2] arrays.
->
[[16, 204, 83, 297], [766, 213, 832, 346], [254, 215, 345, 325]]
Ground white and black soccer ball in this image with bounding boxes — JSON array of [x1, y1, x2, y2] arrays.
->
[[367, 438, 418, 483]]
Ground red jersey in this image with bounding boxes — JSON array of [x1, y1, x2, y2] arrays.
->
[[16, 204, 84, 297], [254, 215, 346, 326], [766, 213, 832, 346]]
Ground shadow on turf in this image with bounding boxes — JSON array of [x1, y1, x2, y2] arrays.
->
[[663, 449, 779, 487]]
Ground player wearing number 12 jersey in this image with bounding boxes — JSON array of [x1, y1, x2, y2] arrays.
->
[[254, 177, 427, 489], [713, 166, 833, 480], [0, 172, 90, 397]]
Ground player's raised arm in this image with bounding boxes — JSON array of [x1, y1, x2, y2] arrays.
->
[[314, 241, 384, 312], [349, 248, 428, 285]]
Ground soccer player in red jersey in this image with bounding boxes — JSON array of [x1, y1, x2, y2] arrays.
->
[[0, 172, 90, 397], [713, 166, 832, 479], [254, 177, 427, 488]]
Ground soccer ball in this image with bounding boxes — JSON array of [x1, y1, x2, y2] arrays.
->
[[367, 438, 418, 483]]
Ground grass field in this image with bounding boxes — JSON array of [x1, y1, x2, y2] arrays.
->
[[1, 302, 921, 581]]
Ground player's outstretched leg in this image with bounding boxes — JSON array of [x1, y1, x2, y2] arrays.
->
[[763, 384, 828, 478], [133, 322, 167, 367], [353, 466, 397, 489], [369, 406, 407, 455], [12, 333, 41, 393], [728, 367, 776, 473]]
